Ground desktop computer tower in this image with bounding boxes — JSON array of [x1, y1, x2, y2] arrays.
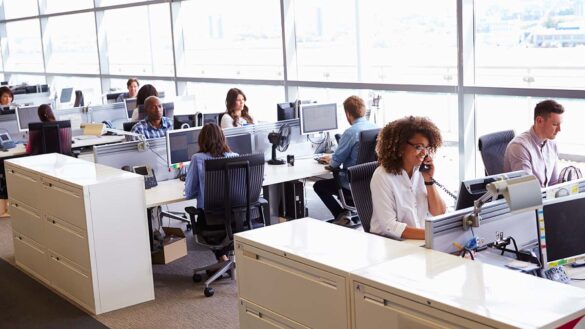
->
[[284, 180, 307, 219]]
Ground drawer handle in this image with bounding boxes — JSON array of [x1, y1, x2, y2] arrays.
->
[[52, 220, 56, 224], [13, 203, 18, 208], [18, 236, 22, 240]]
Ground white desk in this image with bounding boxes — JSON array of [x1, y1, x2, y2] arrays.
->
[[235, 217, 585, 329], [0, 144, 26, 158], [71, 135, 125, 149], [144, 158, 330, 214]]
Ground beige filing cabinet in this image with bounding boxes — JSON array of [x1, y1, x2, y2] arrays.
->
[[351, 248, 585, 329], [6, 153, 154, 315], [235, 217, 418, 329]]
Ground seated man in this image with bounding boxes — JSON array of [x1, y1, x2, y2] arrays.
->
[[131, 96, 172, 139], [313, 95, 376, 225], [116, 78, 139, 102], [503, 99, 563, 187]]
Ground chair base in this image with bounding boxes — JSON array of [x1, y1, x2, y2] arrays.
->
[[193, 258, 235, 297]]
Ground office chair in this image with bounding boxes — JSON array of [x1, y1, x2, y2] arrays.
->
[[28, 120, 75, 157], [347, 161, 379, 233], [184, 153, 267, 297], [123, 121, 138, 132], [478, 130, 515, 175], [73, 90, 84, 107], [328, 128, 380, 226]]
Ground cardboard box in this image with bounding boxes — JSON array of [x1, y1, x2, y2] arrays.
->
[[152, 227, 187, 264]]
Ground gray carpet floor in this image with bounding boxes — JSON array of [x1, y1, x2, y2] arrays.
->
[[0, 179, 332, 329]]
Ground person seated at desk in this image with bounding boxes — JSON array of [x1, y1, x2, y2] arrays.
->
[[25, 104, 56, 154], [370, 116, 446, 240], [504, 99, 563, 188], [0, 86, 14, 107], [116, 78, 139, 103], [131, 84, 158, 121], [313, 95, 376, 225], [184, 123, 238, 262], [130, 96, 172, 139], [220, 88, 254, 128]]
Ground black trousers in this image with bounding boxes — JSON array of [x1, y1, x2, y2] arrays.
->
[[313, 178, 353, 219]]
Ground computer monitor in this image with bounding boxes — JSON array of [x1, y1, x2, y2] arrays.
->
[[537, 193, 585, 269], [299, 103, 338, 135], [455, 170, 528, 210], [277, 102, 295, 121], [89, 104, 129, 130], [125, 98, 137, 118], [106, 91, 124, 103], [226, 133, 253, 155], [15, 105, 40, 132], [60, 88, 74, 104], [166, 126, 202, 167], [137, 102, 174, 121], [174, 114, 198, 129]]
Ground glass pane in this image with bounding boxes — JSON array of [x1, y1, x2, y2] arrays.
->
[[475, 1, 585, 88], [102, 4, 174, 76], [294, 0, 357, 81], [8, 74, 46, 85], [185, 83, 284, 123], [97, 0, 148, 6], [358, 0, 457, 85], [1, 20, 44, 72], [41, 0, 93, 14], [50, 76, 102, 108], [177, 0, 283, 79], [44, 13, 99, 74], [1, 0, 39, 19]]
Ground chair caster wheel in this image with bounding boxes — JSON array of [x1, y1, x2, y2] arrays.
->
[[193, 273, 202, 282], [186, 223, 192, 231], [204, 287, 214, 297]]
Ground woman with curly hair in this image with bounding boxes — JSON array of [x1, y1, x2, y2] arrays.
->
[[370, 116, 446, 240]]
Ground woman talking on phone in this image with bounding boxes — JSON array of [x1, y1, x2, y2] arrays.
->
[[369, 116, 446, 240]]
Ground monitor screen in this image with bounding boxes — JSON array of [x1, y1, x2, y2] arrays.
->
[[226, 133, 253, 155], [60, 88, 74, 103], [174, 114, 197, 129], [15, 105, 40, 132], [455, 170, 528, 210], [537, 194, 585, 269], [166, 126, 202, 167], [300, 103, 338, 135]]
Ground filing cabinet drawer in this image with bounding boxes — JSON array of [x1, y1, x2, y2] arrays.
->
[[13, 232, 48, 284], [236, 243, 348, 329], [5, 166, 40, 208], [41, 178, 86, 230], [46, 215, 90, 271], [239, 299, 310, 329], [48, 251, 94, 311], [353, 282, 493, 329], [10, 201, 43, 245]]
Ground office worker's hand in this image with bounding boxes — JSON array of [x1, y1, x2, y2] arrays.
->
[[421, 155, 435, 182], [319, 154, 331, 164]]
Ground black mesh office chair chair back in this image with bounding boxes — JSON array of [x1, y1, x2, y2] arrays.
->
[[478, 130, 515, 175], [347, 161, 378, 233], [28, 120, 72, 156], [123, 121, 138, 132], [185, 152, 267, 297]]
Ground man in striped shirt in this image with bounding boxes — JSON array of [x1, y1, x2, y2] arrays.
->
[[131, 96, 172, 139]]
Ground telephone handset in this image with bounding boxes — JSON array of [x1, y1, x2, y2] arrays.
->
[[419, 155, 456, 199], [122, 165, 158, 189]]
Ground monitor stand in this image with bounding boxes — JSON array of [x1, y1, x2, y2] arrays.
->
[[314, 132, 334, 154]]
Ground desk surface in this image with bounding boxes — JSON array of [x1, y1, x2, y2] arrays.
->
[[144, 158, 331, 208], [72, 135, 125, 149], [0, 144, 26, 158]]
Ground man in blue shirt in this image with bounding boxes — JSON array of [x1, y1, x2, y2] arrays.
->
[[314, 95, 376, 224], [131, 96, 172, 139]]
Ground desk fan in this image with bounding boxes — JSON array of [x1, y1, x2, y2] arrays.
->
[[267, 124, 290, 165]]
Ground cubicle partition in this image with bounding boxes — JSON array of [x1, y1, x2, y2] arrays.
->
[[88, 103, 128, 130], [0, 113, 26, 142], [55, 106, 89, 136], [93, 137, 178, 182], [426, 178, 585, 256]]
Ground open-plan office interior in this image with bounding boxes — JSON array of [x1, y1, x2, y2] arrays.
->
[[2, 0, 585, 328]]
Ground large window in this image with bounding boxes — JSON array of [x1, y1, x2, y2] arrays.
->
[[101, 4, 174, 76], [39, 0, 94, 15], [0, 0, 38, 19], [44, 13, 99, 74], [176, 0, 283, 79], [97, 0, 149, 7], [475, 1, 585, 89], [1, 19, 44, 72]]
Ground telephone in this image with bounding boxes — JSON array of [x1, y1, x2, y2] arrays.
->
[[419, 155, 457, 200], [122, 165, 158, 189], [0, 132, 16, 150]]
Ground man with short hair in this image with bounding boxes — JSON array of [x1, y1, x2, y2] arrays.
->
[[503, 99, 564, 187], [314, 95, 376, 224], [116, 78, 139, 102], [131, 96, 172, 139]]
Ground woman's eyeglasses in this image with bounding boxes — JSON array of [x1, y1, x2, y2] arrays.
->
[[406, 141, 432, 153]]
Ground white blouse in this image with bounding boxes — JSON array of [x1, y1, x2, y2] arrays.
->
[[369, 166, 429, 239], [220, 113, 250, 128]]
